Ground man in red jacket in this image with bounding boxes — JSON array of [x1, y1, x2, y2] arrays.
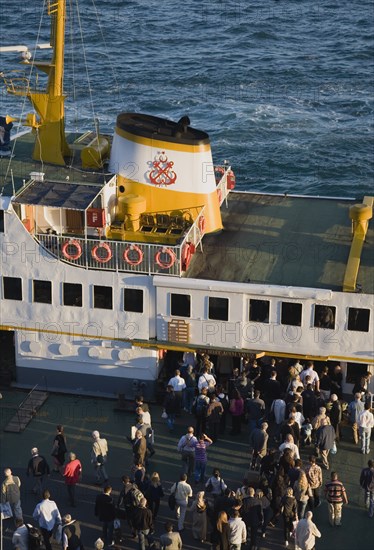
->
[[63, 452, 82, 507]]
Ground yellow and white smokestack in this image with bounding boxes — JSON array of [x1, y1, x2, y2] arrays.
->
[[109, 113, 222, 233]]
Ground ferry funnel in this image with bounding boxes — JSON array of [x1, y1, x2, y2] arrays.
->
[[109, 113, 222, 233]]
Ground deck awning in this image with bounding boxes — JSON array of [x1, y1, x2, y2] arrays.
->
[[12, 180, 102, 210]]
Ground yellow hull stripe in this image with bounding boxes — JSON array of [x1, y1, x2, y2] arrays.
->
[[115, 126, 211, 153], [1, 325, 373, 365]]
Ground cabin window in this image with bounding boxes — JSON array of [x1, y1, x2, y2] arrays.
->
[[281, 302, 302, 326], [63, 283, 82, 307], [249, 299, 270, 323], [348, 308, 370, 332], [171, 293, 191, 317], [94, 285, 113, 310], [124, 288, 143, 313], [209, 297, 229, 321], [0, 210, 4, 232], [3, 276, 22, 301], [33, 280, 52, 304], [314, 305, 336, 329]]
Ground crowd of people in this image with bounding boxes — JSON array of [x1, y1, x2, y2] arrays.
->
[[2, 354, 374, 550]]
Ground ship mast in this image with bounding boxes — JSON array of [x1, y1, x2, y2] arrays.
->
[[4, 0, 70, 165]]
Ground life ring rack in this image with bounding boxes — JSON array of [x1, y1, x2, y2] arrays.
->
[[123, 244, 144, 266], [155, 247, 176, 269], [91, 242, 113, 264], [62, 239, 82, 261]]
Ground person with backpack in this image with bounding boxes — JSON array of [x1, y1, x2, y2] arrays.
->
[[32, 490, 61, 550], [117, 476, 143, 539], [170, 473, 193, 532], [193, 387, 210, 436], [206, 394, 224, 442], [205, 469, 227, 500], [27, 448, 50, 498], [61, 514, 84, 550], [132, 497, 155, 550], [1, 468, 23, 520], [12, 518, 29, 550], [177, 427, 198, 481], [91, 431, 109, 485]]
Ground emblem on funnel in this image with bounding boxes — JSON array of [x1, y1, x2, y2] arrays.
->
[[149, 151, 177, 186]]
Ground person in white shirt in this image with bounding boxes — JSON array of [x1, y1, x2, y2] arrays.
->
[[300, 362, 319, 391], [228, 510, 247, 549], [279, 434, 300, 460], [136, 406, 151, 426], [198, 367, 216, 393], [12, 519, 28, 550], [168, 370, 186, 415], [170, 473, 193, 531], [358, 402, 374, 454], [33, 489, 61, 550]]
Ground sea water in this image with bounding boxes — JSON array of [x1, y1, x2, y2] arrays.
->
[[0, 0, 373, 197]]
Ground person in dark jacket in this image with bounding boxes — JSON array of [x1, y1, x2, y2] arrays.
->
[[146, 472, 164, 520], [301, 384, 318, 421], [51, 425, 67, 474], [94, 485, 116, 546], [359, 459, 374, 518], [163, 385, 179, 432], [61, 514, 83, 550], [249, 423, 269, 471], [281, 487, 298, 547], [241, 487, 263, 550], [263, 371, 282, 410], [132, 430, 147, 466], [211, 510, 230, 550], [27, 447, 50, 498], [206, 394, 224, 442], [132, 497, 154, 550], [315, 419, 336, 470], [328, 394, 342, 441]]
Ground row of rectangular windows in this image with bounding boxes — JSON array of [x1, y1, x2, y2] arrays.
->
[[1, 276, 371, 333]]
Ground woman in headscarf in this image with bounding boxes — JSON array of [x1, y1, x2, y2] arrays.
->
[[295, 511, 321, 550], [190, 490, 209, 542]]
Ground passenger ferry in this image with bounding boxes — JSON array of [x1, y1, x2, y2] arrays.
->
[[0, 1, 373, 399]]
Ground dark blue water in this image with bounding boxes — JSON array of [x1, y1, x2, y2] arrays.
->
[[0, 0, 373, 196]]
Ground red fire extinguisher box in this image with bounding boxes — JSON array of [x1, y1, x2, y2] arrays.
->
[[87, 208, 105, 227]]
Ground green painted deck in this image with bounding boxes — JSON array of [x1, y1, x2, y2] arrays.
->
[[0, 389, 372, 550], [187, 192, 374, 294]]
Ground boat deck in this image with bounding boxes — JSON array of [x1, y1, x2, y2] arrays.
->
[[0, 130, 109, 195], [187, 191, 374, 294], [1, 132, 372, 293]]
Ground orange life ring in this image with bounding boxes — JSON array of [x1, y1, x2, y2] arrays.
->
[[217, 188, 222, 203], [181, 242, 195, 271], [91, 242, 112, 263], [215, 166, 225, 182], [198, 215, 206, 234], [123, 244, 144, 266], [227, 169, 236, 189], [155, 247, 176, 269], [62, 239, 82, 261]]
